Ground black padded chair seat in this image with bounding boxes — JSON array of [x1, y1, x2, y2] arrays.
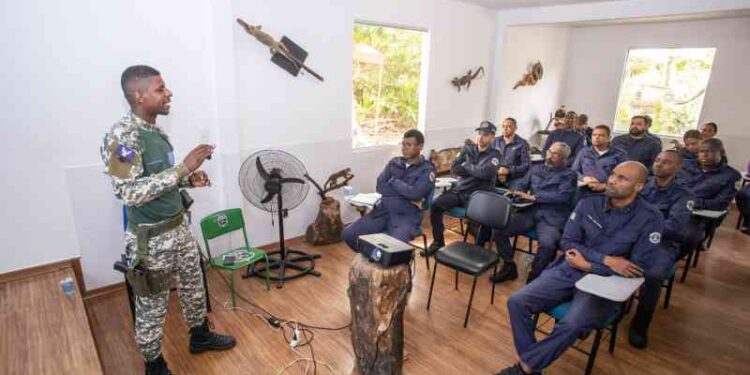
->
[[435, 242, 499, 275]]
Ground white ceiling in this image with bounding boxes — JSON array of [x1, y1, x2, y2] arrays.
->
[[451, 0, 621, 10]]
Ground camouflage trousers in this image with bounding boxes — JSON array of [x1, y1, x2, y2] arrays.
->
[[124, 220, 207, 361]]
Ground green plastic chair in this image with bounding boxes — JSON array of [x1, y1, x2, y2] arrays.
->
[[200, 208, 270, 307]]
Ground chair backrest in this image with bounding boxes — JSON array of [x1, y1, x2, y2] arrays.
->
[[465, 190, 512, 230], [200, 208, 249, 258]]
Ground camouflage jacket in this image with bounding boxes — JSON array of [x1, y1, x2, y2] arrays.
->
[[101, 111, 191, 207]]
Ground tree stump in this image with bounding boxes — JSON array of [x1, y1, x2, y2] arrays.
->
[[305, 197, 344, 245], [348, 254, 412, 375]]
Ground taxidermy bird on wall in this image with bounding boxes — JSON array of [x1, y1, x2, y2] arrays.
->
[[451, 67, 484, 92], [513, 60, 543, 89]]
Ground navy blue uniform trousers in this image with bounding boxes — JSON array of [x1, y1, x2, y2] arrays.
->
[[507, 264, 620, 371], [343, 205, 419, 252]]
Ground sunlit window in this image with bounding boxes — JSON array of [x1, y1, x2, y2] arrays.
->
[[614, 48, 716, 137], [352, 23, 427, 148]]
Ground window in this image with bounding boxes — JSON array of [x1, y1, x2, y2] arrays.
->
[[352, 22, 427, 148], [614, 48, 716, 137]]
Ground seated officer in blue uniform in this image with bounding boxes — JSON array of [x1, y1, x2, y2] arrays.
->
[[737, 168, 750, 236], [427, 121, 501, 254], [612, 115, 663, 171], [572, 125, 627, 195], [493, 117, 531, 191], [477, 142, 576, 284], [676, 129, 701, 181], [629, 150, 699, 349], [494, 161, 663, 375], [343, 130, 436, 253], [542, 111, 585, 167], [678, 138, 741, 211]]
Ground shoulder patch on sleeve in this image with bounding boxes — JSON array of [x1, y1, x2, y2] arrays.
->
[[570, 212, 577, 221], [116, 144, 137, 163], [686, 200, 695, 211], [491, 158, 500, 166], [649, 232, 661, 244], [429, 171, 435, 183]]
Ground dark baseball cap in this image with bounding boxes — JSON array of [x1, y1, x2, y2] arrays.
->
[[475, 120, 497, 134]]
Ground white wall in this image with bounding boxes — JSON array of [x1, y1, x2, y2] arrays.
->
[[229, 0, 496, 248], [494, 25, 571, 145], [0, 0, 495, 289], [0, 0, 224, 287], [561, 16, 750, 172], [487, 0, 750, 134]]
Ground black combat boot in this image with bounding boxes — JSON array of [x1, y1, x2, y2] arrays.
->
[[490, 261, 518, 283], [145, 354, 173, 375], [189, 318, 237, 354], [628, 304, 654, 349], [425, 241, 444, 256]]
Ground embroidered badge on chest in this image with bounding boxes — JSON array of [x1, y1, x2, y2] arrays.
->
[[649, 232, 661, 244]]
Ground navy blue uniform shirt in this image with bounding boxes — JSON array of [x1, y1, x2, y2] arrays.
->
[[678, 163, 741, 211], [542, 129, 585, 167], [572, 146, 628, 183], [640, 177, 696, 246], [376, 156, 436, 217], [560, 194, 664, 276], [517, 163, 577, 228], [452, 144, 502, 197], [612, 134, 662, 170], [492, 134, 531, 180]]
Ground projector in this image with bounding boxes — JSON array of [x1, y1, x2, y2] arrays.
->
[[357, 233, 414, 268]]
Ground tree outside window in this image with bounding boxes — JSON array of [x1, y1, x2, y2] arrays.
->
[[614, 48, 716, 137], [352, 23, 426, 148]]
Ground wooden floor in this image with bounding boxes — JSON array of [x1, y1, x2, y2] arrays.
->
[[1, 267, 103, 375], [85, 212, 750, 375]]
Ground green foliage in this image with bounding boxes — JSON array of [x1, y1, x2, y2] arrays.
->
[[353, 23, 424, 147], [614, 48, 716, 137]]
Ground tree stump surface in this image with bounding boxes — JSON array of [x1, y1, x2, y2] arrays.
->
[[305, 197, 344, 245], [348, 254, 412, 375]]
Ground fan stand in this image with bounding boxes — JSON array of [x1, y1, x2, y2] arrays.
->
[[243, 191, 321, 288]]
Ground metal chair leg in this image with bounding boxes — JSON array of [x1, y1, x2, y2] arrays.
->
[[464, 276, 478, 328], [422, 234, 430, 272], [455, 270, 459, 290], [229, 270, 236, 308], [585, 328, 604, 375], [609, 323, 619, 353], [491, 263, 498, 305], [681, 248, 693, 283], [692, 247, 701, 268], [426, 261, 438, 310], [663, 275, 675, 310]]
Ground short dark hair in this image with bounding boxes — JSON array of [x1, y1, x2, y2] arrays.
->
[[504, 117, 517, 126], [632, 115, 652, 126], [403, 129, 424, 145], [702, 122, 718, 133], [593, 124, 611, 136], [683, 129, 701, 140], [578, 114, 588, 124], [121, 65, 160, 104], [701, 137, 724, 153], [662, 149, 683, 163]]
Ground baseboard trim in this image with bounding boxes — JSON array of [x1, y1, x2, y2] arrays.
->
[[0, 257, 83, 289], [84, 281, 126, 300]]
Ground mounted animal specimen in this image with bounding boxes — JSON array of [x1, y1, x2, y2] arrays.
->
[[513, 60, 543, 90], [451, 67, 484, 92]]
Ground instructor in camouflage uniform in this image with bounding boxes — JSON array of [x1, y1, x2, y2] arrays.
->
[[102, 65, 235, 375]]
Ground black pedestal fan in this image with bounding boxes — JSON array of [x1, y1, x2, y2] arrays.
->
[[239, 149, 320, 287]]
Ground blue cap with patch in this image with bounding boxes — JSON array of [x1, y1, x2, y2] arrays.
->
[[475, 121, 497, 134]]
